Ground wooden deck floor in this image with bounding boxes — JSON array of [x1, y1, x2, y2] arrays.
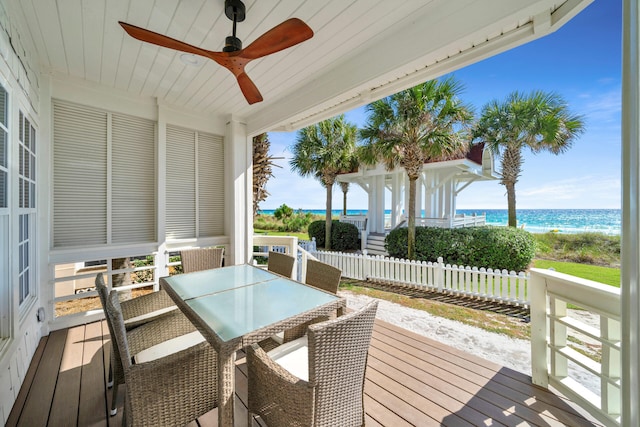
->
[[6, 318, 603, 426]]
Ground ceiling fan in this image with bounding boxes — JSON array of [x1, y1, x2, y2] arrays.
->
[[119, 0, 313, 105]]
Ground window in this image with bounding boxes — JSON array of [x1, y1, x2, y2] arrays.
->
[[0, 84, 7, 208], [0, 83, 8, 337], [166, 125, 224, 239], [52, 100, 156, 247], [18, 111, 35, 305]]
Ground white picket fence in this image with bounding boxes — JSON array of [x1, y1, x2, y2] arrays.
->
[[312, 250, 530, 306]]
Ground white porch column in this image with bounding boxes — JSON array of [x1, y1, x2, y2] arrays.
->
[[622, 1, 640, 425], [367, 177, 377, 233], [391, 172, 401, 227], [375, 175, 385, 232], [416, 173, 424, 218], [444, 180, 454, 225], [224, 117, 252, 265], [156, 102, 169, 279]]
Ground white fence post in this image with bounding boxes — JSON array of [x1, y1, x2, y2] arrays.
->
[[436, 257, 444, 292], [530, 272, 548, 388]]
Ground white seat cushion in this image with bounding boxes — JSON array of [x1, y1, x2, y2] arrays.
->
[[124, 306, 178, 326], [267, 336, 308, 381], [134, 331, 206, 364], [271, 331, 284, 344], [124, 305, 178, 326]]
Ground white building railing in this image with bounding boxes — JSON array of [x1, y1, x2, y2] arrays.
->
[[339, 214, 368, 232], [415, 213, 486, 228], [530, 268, 621, 427], [312, 250, 529, 306]]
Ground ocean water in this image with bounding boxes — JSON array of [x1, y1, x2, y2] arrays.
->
[[258, 208, 622, 235]]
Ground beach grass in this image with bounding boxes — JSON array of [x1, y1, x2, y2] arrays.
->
[[533, 232, 620, 267], [532, 259, 620, 287]]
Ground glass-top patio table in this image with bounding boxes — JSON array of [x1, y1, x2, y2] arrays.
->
[[160, 263, 346, 427]]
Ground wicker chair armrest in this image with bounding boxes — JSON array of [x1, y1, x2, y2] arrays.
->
[[127, 311, 198, 355], [126, 342, 218, 426], [120, 289, 175, 322], [247, 343, 315, 427], [282, 315, 329, 343]]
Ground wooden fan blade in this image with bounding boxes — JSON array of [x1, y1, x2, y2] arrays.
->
[[119, 21, 213, 58], [237, 72, 263, 104], [240, 18, 313, 60]]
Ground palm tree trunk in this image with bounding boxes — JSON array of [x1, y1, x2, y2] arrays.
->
[[340, 182, 349, 216], [325, 183, 333, 250], [506, 182, 517, 227], [112, 257, 132, 300], [408, 176, 417, 259]]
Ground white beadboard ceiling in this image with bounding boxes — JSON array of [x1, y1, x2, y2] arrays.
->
[[13, 0, 592, 134]]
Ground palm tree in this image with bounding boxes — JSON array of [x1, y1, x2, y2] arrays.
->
[[359, 77, 473, 259], [290, 115, 358, 250], [474, 91, 585, 227], [252, 133, 281, 216]]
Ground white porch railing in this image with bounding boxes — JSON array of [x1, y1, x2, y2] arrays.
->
[[530, 268, 621, 427], [339, 214, 368, 232], [49, 239, 230, 329], [415, 213, 486, 228], [312, 250, 529, 306]]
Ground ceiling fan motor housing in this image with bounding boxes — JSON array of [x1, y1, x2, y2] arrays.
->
[[225, 0, 246, 22], [224, 36, 242, 52]]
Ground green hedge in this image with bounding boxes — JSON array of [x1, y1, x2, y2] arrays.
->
[[385, 226, 536, 272], [308, 220, 359, 251]]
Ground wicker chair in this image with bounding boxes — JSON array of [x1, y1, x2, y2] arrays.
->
[[277, 259, 343, 344], [95, 273, 179, 415], [247, 300, 378, 427], [305, 258, 342, 294], [180, 247, 224, 273], [106, 290, 219, 426], [267, 251, 296, 278]]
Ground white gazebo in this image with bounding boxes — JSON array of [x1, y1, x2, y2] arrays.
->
[[338, 143, 499, 253], [1, 1, 639, 425]]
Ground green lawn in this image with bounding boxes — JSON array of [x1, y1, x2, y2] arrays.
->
[[533, 259, 620, 288]]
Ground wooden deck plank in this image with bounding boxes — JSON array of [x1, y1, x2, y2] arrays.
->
[[372, 325, 592, 426], [367, 353, 505, 426], [15, 328, 67, 427], [78, 321, 108, 427], [5, 334, 48, 427], [372, 320, 600, 426], [364, 377, 454, 427], [48, 325, 85, 426], [8, 319, 601, 427], [363, 394, 415, 427]]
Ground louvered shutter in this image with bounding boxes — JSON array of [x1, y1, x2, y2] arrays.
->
[[112, 114, 156, 243], [166, 126, 196, 239], [53, 101, 107, 247], [198, 132, 224, 236]]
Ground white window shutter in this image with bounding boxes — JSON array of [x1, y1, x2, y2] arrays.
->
[[53, 101, 107, 247], [198, 132, 224, 237], [166, 125, 196, 239], [112, 114, 156, 243]]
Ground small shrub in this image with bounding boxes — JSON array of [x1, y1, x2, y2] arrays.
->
[[331, 222, 359, 251], [278, 210, 313, 232], [308, 220, 359, 251], [386, 226, 535, 272], [273, 204, 294, 220], [308, 220, 329, 247]]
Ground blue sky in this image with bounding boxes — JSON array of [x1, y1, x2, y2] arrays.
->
[[262, 0, 621, 211]]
